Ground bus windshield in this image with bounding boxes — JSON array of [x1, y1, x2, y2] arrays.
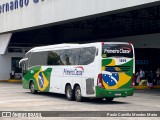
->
[[102, 44, 133, 58]]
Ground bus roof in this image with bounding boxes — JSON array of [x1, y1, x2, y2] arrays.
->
[[27, 43, 78, 53], [26, 42, 131, 53]]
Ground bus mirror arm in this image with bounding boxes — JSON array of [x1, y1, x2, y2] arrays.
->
[[19, 58, 28, 68]]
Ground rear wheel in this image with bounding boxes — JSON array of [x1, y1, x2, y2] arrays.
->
[[65, 85, 74, 101], [30, 81, 38, 94], [105, 97, 114, 102], [75, 86, 83, 102]]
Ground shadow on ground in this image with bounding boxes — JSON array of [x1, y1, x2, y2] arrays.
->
[[24, 91, 129, 105]]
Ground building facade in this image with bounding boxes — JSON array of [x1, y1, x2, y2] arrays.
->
[[0, 0, 160, 80]]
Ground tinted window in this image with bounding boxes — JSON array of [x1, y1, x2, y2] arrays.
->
[[79, 47, 96, 65], [47, 47, 96, 65], [102, 44, 133, 58], [57, 49, 72, 65], [69, 49, 81, 65], [48, 49, 81, 65], [47, 51, 64, 65], [29, 51, 48, 67]]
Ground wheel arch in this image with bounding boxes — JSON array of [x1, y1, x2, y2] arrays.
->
[[73, 83, 80, 91], [29, 79, 38, 90]]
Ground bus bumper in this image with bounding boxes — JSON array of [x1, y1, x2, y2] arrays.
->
[[95, 86, 134, 98]]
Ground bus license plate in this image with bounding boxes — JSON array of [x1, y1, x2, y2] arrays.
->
[[115, 93, 121, 96]]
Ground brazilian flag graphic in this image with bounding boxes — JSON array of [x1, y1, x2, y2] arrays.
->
[[33, 67, 52, 91], [102, 59, 133, 89]]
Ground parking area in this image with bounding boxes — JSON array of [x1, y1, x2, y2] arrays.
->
[[0, 82, 160, 120]]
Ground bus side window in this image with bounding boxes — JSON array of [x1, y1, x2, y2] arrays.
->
[[60, 49, 72, 65], [29, 51, 48, 67], [79, 47, 96, 65], [47, 47, 96, 66], [69, 48, 80, 65], [47, 51, 64, 65]]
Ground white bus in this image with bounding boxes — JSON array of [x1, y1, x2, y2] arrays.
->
[[20, 42, 135, 102]]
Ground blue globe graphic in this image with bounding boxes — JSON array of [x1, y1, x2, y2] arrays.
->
[[38, 72, 44, 88], [102, 71, 119, 86]]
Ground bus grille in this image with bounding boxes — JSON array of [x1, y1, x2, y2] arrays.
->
[[86, 78, 94, 94], [105, 66, 131, 72]]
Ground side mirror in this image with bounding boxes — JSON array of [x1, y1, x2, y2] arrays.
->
[[19, 58, 28, 68]]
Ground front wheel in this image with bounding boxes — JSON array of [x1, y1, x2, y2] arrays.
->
[[30, 81, 38, 94], [75, 86, 84, 102], [105, 97, 114, 102]]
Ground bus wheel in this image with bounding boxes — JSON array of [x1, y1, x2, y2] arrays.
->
[[65, 85, 74, 101], [105, 97, 114, 102], [30, 81, 38, 94], [75, 86, 83, 102]]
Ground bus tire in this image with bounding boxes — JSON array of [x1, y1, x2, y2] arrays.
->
[[105, 97, 114, 102], [65, 85, 74, 101], [75, 86, 83, 102], [30, 81, 38, 94]]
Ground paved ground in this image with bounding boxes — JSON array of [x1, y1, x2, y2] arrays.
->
[[0, 82, 160, 120]]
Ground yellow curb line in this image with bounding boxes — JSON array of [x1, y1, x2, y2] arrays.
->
[[0, 80, 8, 82], [134, 85, 160, 89], [0, 79, 22, 83], [8, 80, 22, 83], [153, 85, 160, 89], [134, 86, 149, 90]]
